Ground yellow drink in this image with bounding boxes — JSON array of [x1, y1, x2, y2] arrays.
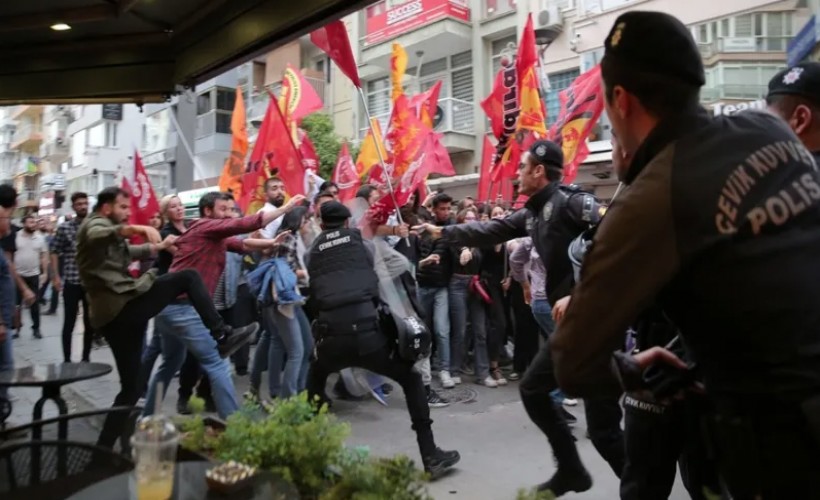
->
[[136, 475, 174, 500]]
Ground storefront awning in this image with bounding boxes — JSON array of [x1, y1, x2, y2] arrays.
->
[[0, 0, 376, 105]]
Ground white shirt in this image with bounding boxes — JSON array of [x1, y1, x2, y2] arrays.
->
[[257, 202, 283, 239], [14, 230, 46, 277]]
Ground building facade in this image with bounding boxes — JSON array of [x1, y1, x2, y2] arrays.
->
[[336, 0, 808, 199]]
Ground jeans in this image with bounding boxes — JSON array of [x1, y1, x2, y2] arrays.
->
[[531, 299, 555, 340], [250, 326, 281, 397], [137, 329, 163, 397], [96, 270, 226, 449], [17, 275, 40, 331], [448, 276, 490, 380], [264, 304, 312, 398], [485, 281, 507, 363], [62, 283, 93, 362], [177, 351, 212, 404], [0, 334, 11, 400], [143, 304, 238, 419], [520, 339, 625, 478], [418, 286, 450, 372], [307, 329, 438, 460]]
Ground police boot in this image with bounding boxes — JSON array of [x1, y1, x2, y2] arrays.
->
[[537, 458, 593, 497], [423, 448, 461, 480]]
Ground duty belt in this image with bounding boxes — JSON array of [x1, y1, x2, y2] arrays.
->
[[314, 317, 379, 337]]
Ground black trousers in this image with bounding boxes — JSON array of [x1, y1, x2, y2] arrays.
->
[[621, 395, 722, 500], [508, 281, 540, 373], [62, 283, 93, 362], [178, 351, 212, 403], [17, 275, 40, 331], [485, 281, 507, 363], [307, 330, 437, 459], [520, 340, 625, 478], [97, 270, 224, 449], [39, 270, 59, 313]]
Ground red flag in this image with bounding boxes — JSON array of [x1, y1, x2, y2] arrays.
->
[[332, 143, 360, 203], [311, 20, 361, 88], [477, 136, 495, 201], [281, 65, 324, 122], [129, 152, 161, 226], [368, 131, 438, 225], [240, 96, 306, 213], [386, 94, 431, 179], [297, 129, 319, 173], [548, 65, 604, 184], [410, 81, 442, 128]]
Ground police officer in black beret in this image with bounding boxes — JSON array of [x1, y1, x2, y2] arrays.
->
[[305, 201, 459, 478], [767, 61, 820, 164], [415, 140, 624, 496], [549, 11, 820, 498]]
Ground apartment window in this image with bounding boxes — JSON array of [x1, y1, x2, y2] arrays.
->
[[216, 112, 232, 134], [86, 122, 117, 148], [197, 93, 212, 115], [491, 35, 517, 78], [545, 68, 580, 127], [144, 109, 170, 152], [366, 78, 391, 120], [216, 88, 236, 111], [718, 63, 783, 99]]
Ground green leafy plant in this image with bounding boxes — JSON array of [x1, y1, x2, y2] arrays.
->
[[516, 487, 557, 500], [177, 393, 432, 499], [301, 113, 345, 180]]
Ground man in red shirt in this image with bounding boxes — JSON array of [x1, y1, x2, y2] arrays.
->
[[143, 191, 303, 418]]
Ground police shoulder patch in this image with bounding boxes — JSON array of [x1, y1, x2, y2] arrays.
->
[[542, 202, 554, 222]]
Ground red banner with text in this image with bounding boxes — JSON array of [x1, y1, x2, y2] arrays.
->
[[365, 0, 470, 46]]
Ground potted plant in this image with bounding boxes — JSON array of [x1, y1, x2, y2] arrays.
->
[[176, 393, 432, 499]]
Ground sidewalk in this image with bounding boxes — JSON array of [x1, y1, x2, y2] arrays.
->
[[8, 303, 688, 499]]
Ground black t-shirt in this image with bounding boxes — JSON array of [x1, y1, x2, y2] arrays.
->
[[1, 224, 20, 256], [154, 222, 188, 276]]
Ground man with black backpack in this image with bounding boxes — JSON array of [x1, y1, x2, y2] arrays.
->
[[305, 200, 459, 478]]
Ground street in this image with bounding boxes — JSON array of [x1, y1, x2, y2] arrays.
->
[[8, 305, 689, 499]]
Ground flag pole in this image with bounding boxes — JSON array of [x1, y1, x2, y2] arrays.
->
[[356, 86, 405, 229]]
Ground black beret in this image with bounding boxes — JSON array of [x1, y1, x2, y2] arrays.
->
[[528, 140, 564, 170], [320, 201, 351, 225], [603, 11, 705, 88], [767, 62, 820, 107]]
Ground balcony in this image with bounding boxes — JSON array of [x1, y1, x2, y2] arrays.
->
[[360, 0, 472, 69], [358, 97, 476, 152], [697, 37, 791, 62], [11, 105, 44, 121], [15, 156, 40, 177], [41, 137, 69, 161], [482, 0, 516, 20], [700, 84, 768, 102], [11, 123, 44, 151]]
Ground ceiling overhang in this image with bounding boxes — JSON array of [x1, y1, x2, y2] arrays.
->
[[0, 0, 377, 105]]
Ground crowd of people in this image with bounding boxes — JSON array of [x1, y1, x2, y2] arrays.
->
[[2, 9, 820, 499]]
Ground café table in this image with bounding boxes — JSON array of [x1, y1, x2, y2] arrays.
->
[[0, 362, 112, 439], [67, 461, 300, 499]]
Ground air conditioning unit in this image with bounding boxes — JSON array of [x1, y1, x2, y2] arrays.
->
[[535, 5, 564, 45]]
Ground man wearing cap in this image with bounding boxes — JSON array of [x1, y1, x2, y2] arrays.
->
[[550, 11, 820, 497], [305, 201, 460, 479], [767, 61, 820, 164], [415, 140, 624, 495]]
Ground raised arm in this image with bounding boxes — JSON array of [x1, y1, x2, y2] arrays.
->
[[418, 210, 528, 247]]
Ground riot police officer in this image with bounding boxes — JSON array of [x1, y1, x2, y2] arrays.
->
[[305, 201, 460, 478], [766, 61, 820, 165], [551, 11, 820, 498], [416, 140, 624, 496]]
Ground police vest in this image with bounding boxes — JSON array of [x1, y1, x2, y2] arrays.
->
[[307, 227, 380, 314]]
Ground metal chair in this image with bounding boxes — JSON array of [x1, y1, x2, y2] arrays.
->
[[0, 440, 134, 497]]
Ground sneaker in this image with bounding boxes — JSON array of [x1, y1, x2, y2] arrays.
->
[[559, 406, 577, 425], [451, 375, 462, 385], [216, 323, 258, 359], [439, 371, 455, 389], [427, 389, 450, 408], [562, 398, 579, 407], [423, 448, 460, 480], [177, 399, 191, 415], [491, 369, 508, 386], [507, 372, 521, 381], [92, 336, 107, 348], [537, 467, 593, 496], [479, 376, 498, 388], [33, 329, 42, 339]]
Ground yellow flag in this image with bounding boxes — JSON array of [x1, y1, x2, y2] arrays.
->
[[356, 118, 387, 178], [390, 42, 408, 102]]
